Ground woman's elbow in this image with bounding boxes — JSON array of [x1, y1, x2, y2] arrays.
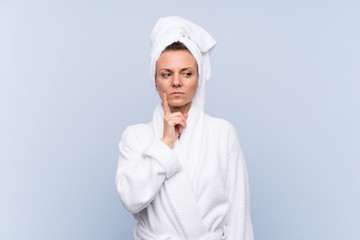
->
[[115, 177, 153, 214], [116, 183, 144, 213]]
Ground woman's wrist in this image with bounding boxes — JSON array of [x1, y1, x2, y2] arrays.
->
[[161, 137, 174, 149]]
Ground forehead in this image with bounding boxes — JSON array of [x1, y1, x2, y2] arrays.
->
[[156, 50, 197, 70]]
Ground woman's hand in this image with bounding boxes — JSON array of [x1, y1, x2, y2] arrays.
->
[[161, 93, 188, 148]]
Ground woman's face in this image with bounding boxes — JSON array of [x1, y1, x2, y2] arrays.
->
[[155, 50, 198, 113]]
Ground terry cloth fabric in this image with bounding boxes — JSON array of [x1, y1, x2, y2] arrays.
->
[[116, 16, 254, 240]]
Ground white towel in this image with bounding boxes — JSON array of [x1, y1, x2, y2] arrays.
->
[[149, 16, 216, 108]]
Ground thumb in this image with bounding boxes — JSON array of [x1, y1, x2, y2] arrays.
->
[[183, 113, 188, 120]]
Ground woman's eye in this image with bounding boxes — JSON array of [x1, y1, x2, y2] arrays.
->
[[184, 72, 192, 77], [161, 73, 171, 78]]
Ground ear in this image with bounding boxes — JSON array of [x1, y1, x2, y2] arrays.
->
[[154, 72, 158, 90]]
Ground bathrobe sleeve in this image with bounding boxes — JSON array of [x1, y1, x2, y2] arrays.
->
[[116, 126, 182, 214], [225, 126, 254, 240]]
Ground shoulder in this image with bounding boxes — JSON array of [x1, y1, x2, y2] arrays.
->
[[122, 123, 152, 138], [205, 115, 237, 136], [205, 114, 241, 151], [119, 123, 153, 149]]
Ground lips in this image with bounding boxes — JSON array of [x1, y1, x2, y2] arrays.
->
[[170, 92, 184, 95]]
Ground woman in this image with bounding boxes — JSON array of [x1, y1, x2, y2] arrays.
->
[[116, 16, 254, 240]]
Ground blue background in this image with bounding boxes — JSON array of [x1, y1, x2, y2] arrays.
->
[[0, 0, 359, 239]]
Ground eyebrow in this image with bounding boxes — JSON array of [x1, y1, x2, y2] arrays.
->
[[158, 67, 195, 72]]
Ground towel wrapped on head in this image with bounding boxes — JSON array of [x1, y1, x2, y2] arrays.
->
[[149, 16, 217, 108]]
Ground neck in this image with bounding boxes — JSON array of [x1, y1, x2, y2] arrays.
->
[[170, 101, 192, 114]]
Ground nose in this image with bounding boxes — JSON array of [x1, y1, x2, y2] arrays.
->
[[172, 73, 182, 87]]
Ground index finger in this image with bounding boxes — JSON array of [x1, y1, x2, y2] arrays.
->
[[162, 92, 171, 115]]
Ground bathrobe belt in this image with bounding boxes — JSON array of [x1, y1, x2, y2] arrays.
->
[[135, 223, 227, 240], [135, 165, 227, 240]]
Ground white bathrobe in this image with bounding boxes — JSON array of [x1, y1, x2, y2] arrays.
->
[[116, 16, 254, 240], [116, 100, 254, 240]]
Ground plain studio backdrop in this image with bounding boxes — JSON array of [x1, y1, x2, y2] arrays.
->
[[0, 0, 359, 239]]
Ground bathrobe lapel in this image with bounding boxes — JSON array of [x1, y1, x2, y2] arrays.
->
[[151, 101, 208, 240]]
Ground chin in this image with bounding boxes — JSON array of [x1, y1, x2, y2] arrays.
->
[[169, 99, 184, 104], [169, 100, 191, 108]]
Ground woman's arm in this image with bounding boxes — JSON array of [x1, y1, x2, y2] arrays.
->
[[115, 127, 182, 214], [225, 127, 254, 240]]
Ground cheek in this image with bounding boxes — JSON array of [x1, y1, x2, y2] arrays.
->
[[156, 82, 168, 94], [155, 79, 161, 90], [190, 79, 198, 94]]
